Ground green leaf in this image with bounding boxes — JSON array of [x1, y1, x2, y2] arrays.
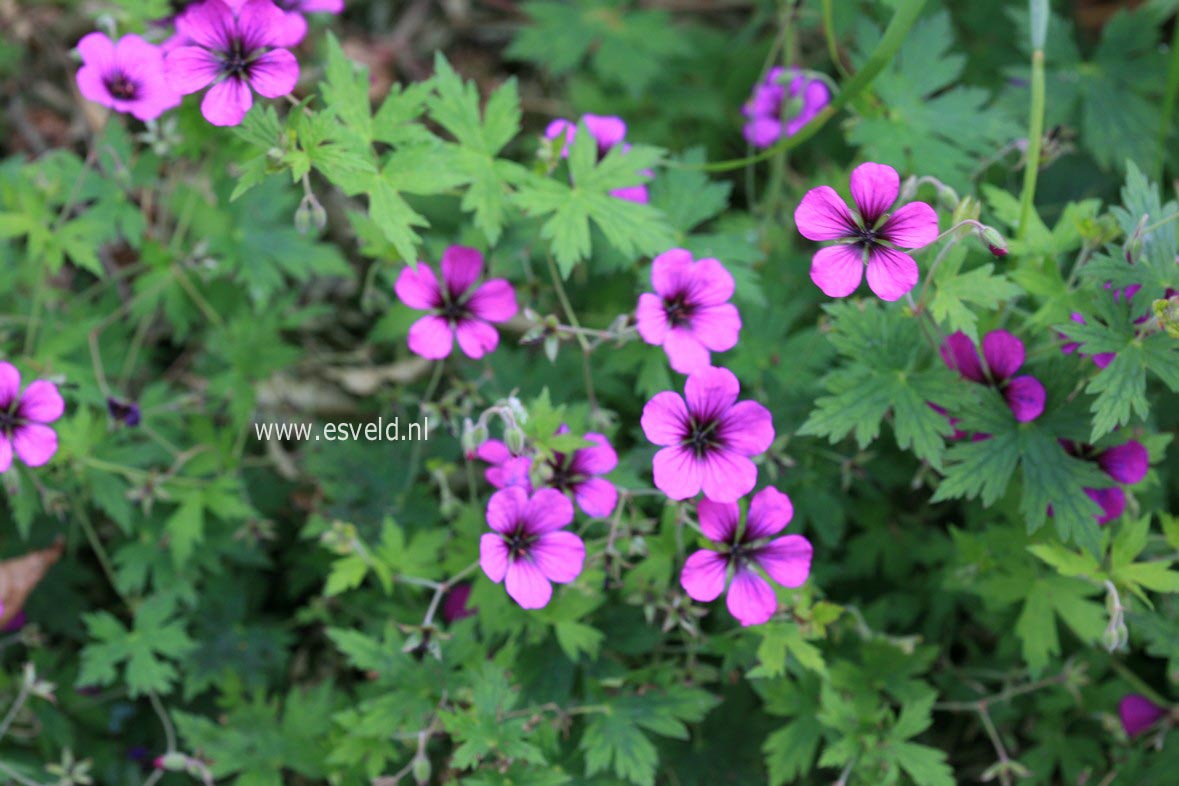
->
[[78, 594, 195, 697], [1015, 576, 1106, 673], [928, 251, 1022, 343]]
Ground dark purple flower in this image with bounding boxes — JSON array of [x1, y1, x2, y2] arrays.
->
[[75, 33, 181, 121], [742, 67, 829, 148], [0, 362, 65, 472], [441, 583, 475, 623], [165, 0, 300, 127], [1061, 440, 1149, 524], [544, 114, 652, 203], [941, 330, 1045, 423], [107, 397, 141, 427], [1120, 694, 1167, 737]]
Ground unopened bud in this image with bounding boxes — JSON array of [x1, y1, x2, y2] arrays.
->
[[937, 185, 960, 213], [461, 418, 488, 457], [158, 753, 189, 772], [505, 426, 526, 455], [294, 194, 327, 235], [544, 334, 560, 363], [979, 226, 1008, 258], [412, 753, 432, 785], [951, 195, 980, 224], [1102, 621, 1129, 653]]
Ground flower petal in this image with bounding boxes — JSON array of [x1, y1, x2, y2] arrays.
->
[[652, 445, 703, 500], [524, 488, 575, 534], [0, 364, 21, 409], [582, 113, 627, 149], [200, 75, 254, 126], [981, 330, 1025, 381], [1119, 695, 1167, 737], [685, 257, 735, 305], [691, 303, 741, 353], [176, 0, 236, 50], [476, 439, 511, 465], [743, 486, 793, 540], [572, 433, 618, 475], [663, 328, 711, 374], [77, 31, 116, 70], [487, 457, 533, 491], [743, 117, 782, 148], [18, 381, 64, 423], [794, 186, 857, 241], [650, 248, 694, 298], [530, 531, 585, 584], [237, 0, 290, 49], [11, 424, 58, 467], [1087, 486, 1126, 525], [717, 400, 774, 456], [726, 567, 776, 626], [809, 245, 864, 298], [486, 486, 528, 533], [849, 161, 899, 225], [878, 201, 939, 249], [394, 262, 442, 310], [684, 366, 740, 421], [0, 437, 11, 474], [246, 48, 299, 99], [573, 477, 618, 518], [1098, 441, 1149, 485], [164, 46, 223, 94], [454, 319, 499, 359], [635, 292, 670, 345], [754, 534, 812, 588], [505, 558, 553, 609], [699, 450, 758, 503], [697, 498, 740, 543], [1003, 375, 1046, 422], [440, 245, 484, 299], [465, 279, 517, 323], [941, 331, 986, 383], [865, 247, 919, 302], [407, 315, 454, 359], [269, 9, 308, 48], [479, 533, 510, 582], [680, 549, 729, 602], [641, 392, 689, 446], [544, 118, 576, 157]]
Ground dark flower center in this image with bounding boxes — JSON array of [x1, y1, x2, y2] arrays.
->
[[547, 455, 584, 491], [441, 297, 469, 322], [855, 226, 881, 246], [105, 72, 139, 100], [664, 293, 695, 328], [221, 39, 263, 78], [0, 408, 19, 433], [506, 528, 535, 559], [274, 0, 298, 8], [683, 416, 721, 458]]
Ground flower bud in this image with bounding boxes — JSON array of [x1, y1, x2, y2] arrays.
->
[[505, 426, 526, 455], [294, 195, 327, 236], [979, 226, 1008, 258], [544, 334, 560, 363], [158, 753, 189, 772], [412, 753, 432, 785], [951, 195, 980, 224], [936, 185, 960, 213]]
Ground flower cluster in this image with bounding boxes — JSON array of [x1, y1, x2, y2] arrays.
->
[[544, 114, 653, 203], [741, 67, 829, 148], [1061, 439, 1149, 525], [76, 0, 344, 126], [940, 330, 1046, 423]]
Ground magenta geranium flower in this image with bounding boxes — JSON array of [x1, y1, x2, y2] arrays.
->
[[441, 583, 475, 623], [479, 487, 586, 610], [545, 114, 652, 203], [164, 0, 300, 127], [635, 249, 741, 374], [270, 0, 345, 46], [794, 162, 939, 301], [680, 487, 812, 627], [1119, 694, 1167, 737], [394, 246, 518, 360], [640, 366, 774, 502], [475, 440, 533, 490], [1061, 439, 1149, 524], [941, 330, 1046, 423], [545, 428, 618, 518], [75, 33, 180, 121], [0, 362, 65, 473], [742, 67, 829, 148]]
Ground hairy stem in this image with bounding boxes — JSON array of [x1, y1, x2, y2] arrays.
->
[[1017, 48, 1046, 240]]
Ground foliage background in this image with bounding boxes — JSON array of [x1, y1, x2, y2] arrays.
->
[[1, 0, 1179, 784]]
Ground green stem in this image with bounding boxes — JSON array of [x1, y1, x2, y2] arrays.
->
[[821, 0, 850, 78], [1018, 47, 1046, 241], [1106, 656, 1171, 708], [0, 681, 30, 744], [1157, 16, 1179, 179], [695, 0, 929, 173]]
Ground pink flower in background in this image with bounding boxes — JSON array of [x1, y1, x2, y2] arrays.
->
[[1119, 694, 1167, 737], [545, 428, 618, 518], [475, 440, 532, 490], [1061, 439, 1150, 524], [680, 487, 812, 626], [395, 246, 518, 360], [636, 249, 741, 374], [75, 33, 180, 121], [545, 114, 652, 203], [165, 0, 300, 126], [0, 363, 65, 473], [441, 583, 476, 623], [480, 487, 585, 610], [941, 331, 1046, 423], [794, 162, 939, 301], [270, 0, 345, 47], [742, 67, 829, 148], [641, 366, 774, 502]]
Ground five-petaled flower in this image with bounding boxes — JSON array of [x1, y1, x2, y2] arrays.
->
[[480, 487, 586, 609], [641, 366, 774, 502], [1119, 694, 1168, 737], [941, 330, 1046, 423], [394, 245, 518, 360], [0, 362, 65, 473], [1061, 439, 1149, 525], [742, 67, 829, 148], [636, 249, 741, 375], [165, 0, 300, 126], [794, 162, 939, 301], [680, 487, 812, 626], [543, 427, 619, 519], [75, 33, 181, 121], [544, 114, 652, 203]]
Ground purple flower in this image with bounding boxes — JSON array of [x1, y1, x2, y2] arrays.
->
[[441, 583, 476, 623], [269, 0, 345, 47], [742, 67, 829, 148], [75, 33, 181, 121], [1061, 439, 1149, 525], [475, 439, 533, 490], [640, 366, 774, 502], [546, 428, 619, 518], [635, 249, 741, 374], [940, 330, 1046, 423], [479, 487, 586, 610], [1119, 694, 1167, 737], [544, 114, 652, 203], [394, 246, 518, 360], [1061, 284, 1178, 369], [106, 397, 141, 427], [0, 363, 65, 473], [794, 162, 939, 301], [164, 0, 300, 127], [1, 611, 25, 633], [680, 487, 812, 626]]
